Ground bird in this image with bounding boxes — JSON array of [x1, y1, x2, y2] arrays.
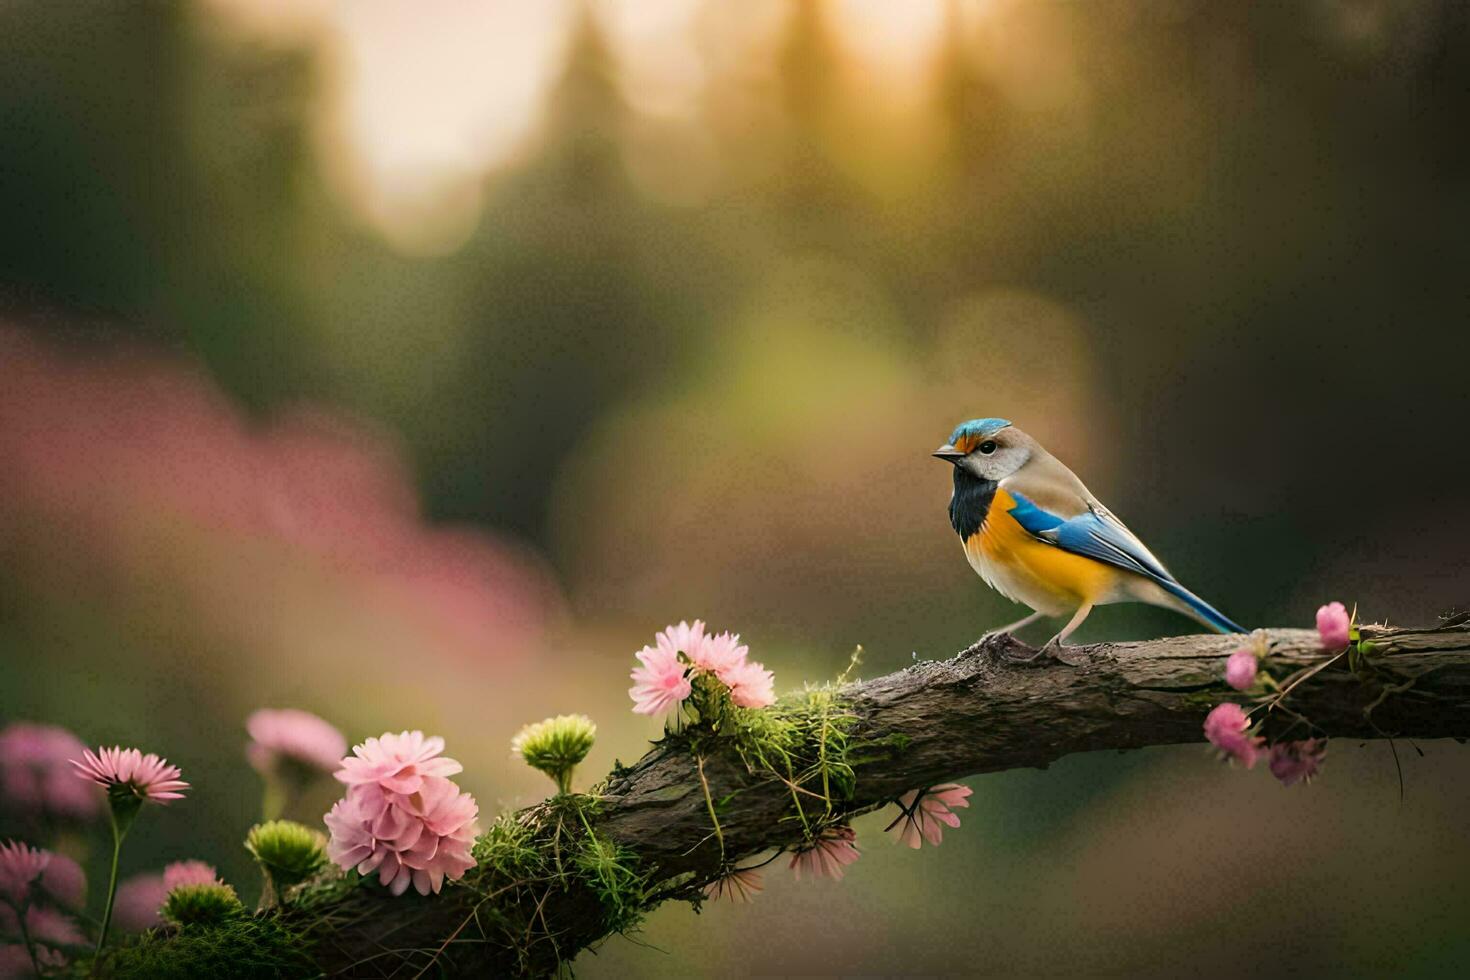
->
[[933, 417, 1243, 652]]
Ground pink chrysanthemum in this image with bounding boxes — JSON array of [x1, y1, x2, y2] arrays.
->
[[335, 731, 463, 796], [1269, 739, 1326, 787], [658, 620, 708, 664], [629, 642, 692, 716], [721, 658, 776, 709], [0, 840, 49, 907], [326, 737, 480, 897], [789, 825, 860, 881], [1224, 649, 1258, 691], [111, 873, 167, 933], [887, 784, 972, 849], [70, 747, 188, 804], [162, 860, 220, 892], [1203, 703, 1264, 768], [246, 709, 346, 776], [1316, 602, 1351, 649], [702, 867, 763, 903], [0, 723, 102, 823]]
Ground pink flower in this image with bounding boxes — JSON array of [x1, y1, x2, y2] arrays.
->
[[16, 905, 84, 948], [699, 631, 751, 677], [702, 867, 763, 903], [0, 723, 102, 823], [36, 853, 84, 911], [325, 743, 480, 898], [658, 620, 707, 662], [162, 860, 219, 892], [1269, 739, 1326, 787], [111, 873, 167, 932], [70, 747, 188, 803], [246, 709, 346, 777], [0, 942, 67, 974], [629, 642, 692, 716], [789, 825, 860, 881], [1316, 602, 1351, 649], [1224, 649, 1258, 690], [1203, 703, 1265, 768], [721, 658, 776, 709], [0, 841, 48, 907], [335, 731, 463, 796], [887, 784, 972, 848]]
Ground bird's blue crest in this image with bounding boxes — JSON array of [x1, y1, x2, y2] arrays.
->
[[948, 417, 1012, 445]]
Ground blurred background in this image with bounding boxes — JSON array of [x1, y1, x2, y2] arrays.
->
[[1, 0, 1468, 975]]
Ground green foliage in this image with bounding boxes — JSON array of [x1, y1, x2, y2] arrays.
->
[[245, 820, 328, 893], [472, 812, 546, 880], [159, 883, 245, 928], [103, 915, 316, 980], [572, 829, 646, 935]]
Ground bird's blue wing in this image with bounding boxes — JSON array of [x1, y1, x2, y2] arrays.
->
[[1006, 491, 1244, 633]]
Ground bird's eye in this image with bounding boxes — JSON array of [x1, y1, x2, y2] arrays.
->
[[978, 440, 997, 455]]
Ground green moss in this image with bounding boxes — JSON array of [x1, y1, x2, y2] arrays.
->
[[102, 915, 316, 979], [160, 883, 245, 928]]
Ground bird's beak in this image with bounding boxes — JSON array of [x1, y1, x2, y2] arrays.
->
[[932, 444, 965, 464]]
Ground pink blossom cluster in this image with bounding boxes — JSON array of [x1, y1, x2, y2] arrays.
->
[[0, 723, 102, 824], [1316, 601, 1351, 649], [325, 732, 480, 896], [629, 620, 776, 717], [1203, 704, 1327, 786]]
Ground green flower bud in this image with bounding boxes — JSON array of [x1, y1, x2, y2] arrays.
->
[[161, 882, 243, 927], [246, 820, 328, 900], [511, 714, 597, 795]]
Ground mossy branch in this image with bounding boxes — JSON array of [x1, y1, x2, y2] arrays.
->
[[117, 619, 1470, 977]]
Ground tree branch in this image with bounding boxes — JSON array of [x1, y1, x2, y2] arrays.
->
[[290, 620, 1470, 976]]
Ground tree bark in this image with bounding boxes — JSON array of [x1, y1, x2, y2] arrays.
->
[[304, 620, 1470, 976]]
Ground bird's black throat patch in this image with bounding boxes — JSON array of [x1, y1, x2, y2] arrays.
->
[[949, 467, 997, 541]]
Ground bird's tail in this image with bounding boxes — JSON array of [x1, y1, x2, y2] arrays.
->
[[1159, 581, 1246, 634]]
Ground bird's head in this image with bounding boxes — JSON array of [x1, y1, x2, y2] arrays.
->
[[933, 417, 1032, 481]]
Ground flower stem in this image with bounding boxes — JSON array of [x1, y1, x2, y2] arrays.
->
[[14, 900, 41, 976], [94, 808, 133, 962]]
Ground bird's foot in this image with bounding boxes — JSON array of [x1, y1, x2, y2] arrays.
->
[[1037, 638, 1086, 667]]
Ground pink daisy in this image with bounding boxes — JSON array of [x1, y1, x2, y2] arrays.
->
[[246, 708, 346, 776], [702, 867, 764, 903], [1316, 602, 1351, 649], [17, 905, 85, 948], [0, 840, 48, 907], [629, 642, 692, 716], [1269, 739, 1326, 787], [1224, 649, 1258, 691], [334, 731, 463, 796], [70, 747, 188, 804], [1203, 703, 1265, 768], [0, 723, 102, 822], [721, 658, 776, 709], [789, 825, 860, 881], [887, 784, 973, 849], [162, 860, 219, 892]]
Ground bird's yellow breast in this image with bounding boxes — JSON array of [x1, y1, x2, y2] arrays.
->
[[965, 488, 1119, 606]]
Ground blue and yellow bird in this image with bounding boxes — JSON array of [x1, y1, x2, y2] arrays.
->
[[934, 418, 1244, 650]]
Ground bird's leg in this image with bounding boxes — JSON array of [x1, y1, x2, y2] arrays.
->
[[1038, 603, 1094, 666], [981, 610, 1045, 642]]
